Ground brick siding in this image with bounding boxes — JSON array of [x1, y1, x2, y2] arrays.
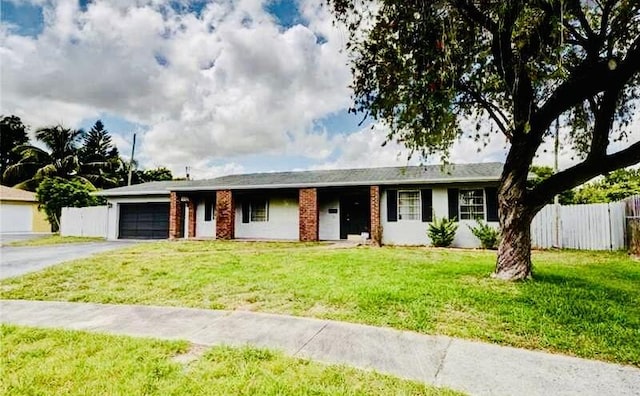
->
[[370, 186, 381, 246], [169, 191, 182, 239], [299, 188, 319, 241], [215, 190, 234, 239], [187, 199, 196, 238]]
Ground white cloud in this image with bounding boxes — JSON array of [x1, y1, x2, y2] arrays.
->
[[1, 0, 351, 173], [311, 123, 418, 170], [2, 0, 638, 180]]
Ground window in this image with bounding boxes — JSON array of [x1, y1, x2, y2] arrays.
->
[[459, 189, 485, 220], [250, 199, 268, 222], [398, 190, 420, 220], [204, 199, 214, 222]]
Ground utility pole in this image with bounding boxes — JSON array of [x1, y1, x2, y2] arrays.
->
[[554, 118, 561, 248], [127, 133, 137, 186], [553, 2, 564, 249]]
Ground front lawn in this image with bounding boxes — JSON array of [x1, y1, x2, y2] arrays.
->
[[1, 325, 454, 395], [2, 241, 638, 365]]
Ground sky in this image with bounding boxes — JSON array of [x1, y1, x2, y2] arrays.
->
[[1, 0, 638, 180]]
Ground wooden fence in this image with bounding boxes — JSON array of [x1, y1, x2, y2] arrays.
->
[[531, 201, 627, 250], [626, 195, 640, 255], [60, 206, 108, 238]]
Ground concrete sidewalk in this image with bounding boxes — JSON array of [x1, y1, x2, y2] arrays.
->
[[1, 300, 638, 396]]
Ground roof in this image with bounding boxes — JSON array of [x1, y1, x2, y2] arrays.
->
[[94, 180, 189, 197], [97, 162, 504, 197], [0, 185, 37, 202]]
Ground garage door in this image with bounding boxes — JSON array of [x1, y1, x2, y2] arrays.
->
[[0, 204, 33, 233], [118, 203, 170, 239]]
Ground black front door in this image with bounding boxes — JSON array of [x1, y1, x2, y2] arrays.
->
[[340, 194, 370, 239]]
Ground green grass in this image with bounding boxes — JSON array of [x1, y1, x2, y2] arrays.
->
[[6, 234, 105, 246], [2, 240, 639, 366], [1, 325, 456, 395]]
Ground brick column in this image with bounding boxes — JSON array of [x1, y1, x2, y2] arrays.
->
[[169, 191, 182, 240], [299, 188, 318, 241], [187, 199, 196, 238], [370, 186, 381, 246], [215, 190, 234, 239]]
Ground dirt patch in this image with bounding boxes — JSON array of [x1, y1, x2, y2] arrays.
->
[[171, 343, 209, 366]]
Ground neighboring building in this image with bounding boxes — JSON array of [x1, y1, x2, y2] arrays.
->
[[0, 186, 50, 233], [95, 162, 503, 247]]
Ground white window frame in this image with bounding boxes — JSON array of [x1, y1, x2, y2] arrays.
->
[[398, 190, 421, 221], [459, 189, 485, 220], [250, 199, 269, 222]]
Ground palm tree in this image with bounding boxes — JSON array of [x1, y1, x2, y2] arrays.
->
[[4, 125, 87, 190]]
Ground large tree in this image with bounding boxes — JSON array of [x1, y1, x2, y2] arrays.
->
[[80, 120, 123, 189], [330, 0, 640, 280], [0, 115, 29, 185], [4, 125, 86, 190]]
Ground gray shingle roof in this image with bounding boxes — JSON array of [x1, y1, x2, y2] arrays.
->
[[94, 180, 188, 196], [97, 162, 504, 196]]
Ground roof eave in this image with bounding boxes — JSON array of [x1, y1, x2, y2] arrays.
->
[[94, 190, 171, 197], [169, 176, 501, 192]]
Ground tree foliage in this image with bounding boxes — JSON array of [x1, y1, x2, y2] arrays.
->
[[0, 115, 29, 185], [36, 177, 104, 232], [572, 168, 640, 203], [3, 118, 173, 191], [530, 165, 639, 203], [80, 120, 123, 189], [118, 166, 174, 185], [5, 125, 86, 190], [330, 0, 640, 280]]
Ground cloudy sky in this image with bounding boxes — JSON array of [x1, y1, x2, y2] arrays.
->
[[1, 0, 638, 180]]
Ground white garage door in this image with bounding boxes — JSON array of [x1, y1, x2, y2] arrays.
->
[[0, 204, 33, 233]]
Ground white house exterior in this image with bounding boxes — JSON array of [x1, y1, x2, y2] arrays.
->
[[95, 163, 502, 247]]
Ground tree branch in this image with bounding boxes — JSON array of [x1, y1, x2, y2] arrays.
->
[[563, 20, 589, 47], [528, 140, 640, 207], [587, 88, 620, 160], [566, 0, 597, 42], [530, 40, 640, 145], [462, 87, 511, 138], [453, 0, 497, 31]]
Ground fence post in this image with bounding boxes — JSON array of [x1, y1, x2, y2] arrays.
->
[[627, 195, 640, 255]]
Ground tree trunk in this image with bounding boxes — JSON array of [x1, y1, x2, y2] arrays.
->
[[493, 144, 537, 281], [493, 203, 534, 280]]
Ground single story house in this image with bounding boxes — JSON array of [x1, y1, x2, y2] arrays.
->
[[95, 162, 503, 247], [0, 185, 50, 233]]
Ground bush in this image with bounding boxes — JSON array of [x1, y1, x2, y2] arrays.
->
[[428, 217, 458, 247], [468, 220, 500, 249], [36, 177, 104, 231]]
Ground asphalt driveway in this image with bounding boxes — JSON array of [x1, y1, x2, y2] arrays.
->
[[0, 233, 51, 244], [0, 241, 139, 279]]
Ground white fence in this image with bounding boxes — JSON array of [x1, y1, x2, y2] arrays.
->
[[531, 202, 627, 250], [60, 206, 108, 238]]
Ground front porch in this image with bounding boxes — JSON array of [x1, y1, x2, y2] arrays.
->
[[169, 186, 381, 244]]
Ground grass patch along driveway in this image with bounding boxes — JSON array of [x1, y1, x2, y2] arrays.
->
[[2, 325, 456, 395], [2, 240, 639, 366], [5, 234, 105, 247]]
